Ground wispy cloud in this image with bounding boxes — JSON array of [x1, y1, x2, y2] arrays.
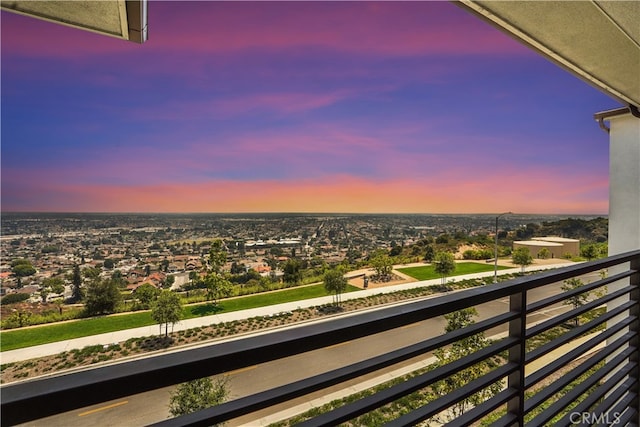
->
[[128, 89, 362, 122]]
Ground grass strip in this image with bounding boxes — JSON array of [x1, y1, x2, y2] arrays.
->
[[398, 262, 510, 281], [0, 284, 359, 352]]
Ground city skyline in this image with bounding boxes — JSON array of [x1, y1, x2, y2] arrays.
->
[[1, 2, 621, 214]]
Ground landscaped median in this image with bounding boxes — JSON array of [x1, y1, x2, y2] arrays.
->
[[0, 284, 360, 352]]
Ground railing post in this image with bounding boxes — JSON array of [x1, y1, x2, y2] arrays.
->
[[507, 289, 527, 425], [630, 255, 640, 425]]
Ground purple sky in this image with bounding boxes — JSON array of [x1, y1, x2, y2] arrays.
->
[[1, 2, 621, 214]]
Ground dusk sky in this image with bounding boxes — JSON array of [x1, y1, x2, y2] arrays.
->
[[1, 2, 622, 214]]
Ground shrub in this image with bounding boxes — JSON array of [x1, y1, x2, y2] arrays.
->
[[1, 293, 30, 305], [1, 310, 33, 328]]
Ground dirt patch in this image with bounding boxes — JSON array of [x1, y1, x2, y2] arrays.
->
[[349, 271, 415, 289], [1, 301, 56, 319]]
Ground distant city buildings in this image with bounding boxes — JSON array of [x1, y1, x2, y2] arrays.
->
[[0, 213, 600, 301]]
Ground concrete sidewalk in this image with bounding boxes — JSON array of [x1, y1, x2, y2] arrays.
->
[[0, 263, 575, 364]]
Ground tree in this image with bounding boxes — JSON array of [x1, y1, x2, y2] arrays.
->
[[135, 283, 159, 309], [434, 252, 456, 285], [283, 259, 303, 285], [151, 290, 182, 337], [537, 247, 551, 259], [189, 271, 199, 286], [40, 277, 65, 303], [230, 261, 245, 275], [436, 234, 449, 244], [370, 251, 393, 281], [12, 259, 36, 288], [323, 269, 348, 307], [39, 288, 50, 304], [561, 278, 590, 326], [83, 266, 101, 281], [84, 278, 122, 316], [431, 308, 502, 422], [204, 274, 232, 304], [389, 244, 403, 257], [512, 247, 533, 273], [12, 260, 36, 278], [168, 377, 229, 418], [11, 258, 31, 268], [103, 258, 115, 269], [208, 239, 227, 273], [111, 269, 126, 288], [581, 244, 599, 261], [71, 264, 83, 302], [423, 244, 436, 263], [164, 274, 176, 289], [46, 277, 65, 295]]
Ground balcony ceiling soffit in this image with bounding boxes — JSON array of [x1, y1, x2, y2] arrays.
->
[[459, 0, 640, 108], [0, 0, 146, 43]]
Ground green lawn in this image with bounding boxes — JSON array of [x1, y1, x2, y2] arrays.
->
[[0, 284, 359, 352], [397, 262, 510, 281]]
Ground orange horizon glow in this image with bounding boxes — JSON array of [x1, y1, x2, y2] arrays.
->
[[3, 174, 607, 215]]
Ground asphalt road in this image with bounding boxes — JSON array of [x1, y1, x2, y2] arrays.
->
[[21, 273, 599, 427]]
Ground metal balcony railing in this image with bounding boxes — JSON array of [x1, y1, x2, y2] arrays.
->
[[2, 250, 639, 426]]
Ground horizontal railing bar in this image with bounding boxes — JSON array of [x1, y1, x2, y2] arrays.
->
[[591, 378, 638, 426], [444, 387, 517, 427], [490, 412, 518, 427], [620, 407, 639, 427], [534, 359, 634, 426], [151, 312, 517, 427], [525, 326, 632, 390], [296, 339, 517, 427], [386, 363, 516, 427], [526, 286, 632, 339], [526, 270, 636, 314], [596, 399, 637, 427], [535, 358, 633, 424], [525, 344, 634, 414], [611, 408, 637, 427], [526, 303, 635, 364], [570, 373, 636, 426]]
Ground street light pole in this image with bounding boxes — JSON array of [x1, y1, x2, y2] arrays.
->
[[494, 212, 512, 283]]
